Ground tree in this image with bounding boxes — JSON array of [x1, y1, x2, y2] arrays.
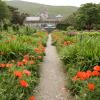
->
[[64, 13, 76, 27], [0, 0, 11, 31], [75, 3, 100, 30], [8, 6, 29, 25], [0, 0, 11, 21]]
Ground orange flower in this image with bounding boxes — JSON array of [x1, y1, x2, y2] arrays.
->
[[93, 65, 100, 71], [6, 64, 9, 67], [0, 52, 4, 55], [64, 41, 71, 46], [42, 47, 45, 52], [72, 75, 78, 81], [88, 83, 95, 91], [0, 63, 6, 68], [20, 80, 28, 88], [64, 41, 68, 46], [17, 61, 23, 66], [28, 96, 35, 100], [23, 70, 31, 76], [12, 37, 16, 40], [24, 55, 29, 61], [6, 63, 13, 68], [38, 56, 42, 60], [77, 71, 87, 80], [92, 71, 99, 76], [29, 60, 34, 65], [14, 71, 22, 78], [35, 48, 39, 53], [23, 59, 28, 65], [86, 70, 92, 78]]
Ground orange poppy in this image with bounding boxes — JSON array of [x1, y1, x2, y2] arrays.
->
[[17, 61, 23, 66], [72, 75, 78, 81], [38, 56, 42, 60], [92, 71, 100, 76], [35, 48, 39, 52], [6, 63, 13, 68], [0, 63, 6, 68], [29, 61, 34, 65], [86, 70, 92, 78], [14, 71, 22, 78], [93, 65, 100, 71], [23, 59, 28, 65], [23, 70, 31, 76], [77, 71, 87, 80], [88, 83, 95, 91], [20, 80, 28, 88], [28, 96, 35, 100], [24, 55, 29, 61]]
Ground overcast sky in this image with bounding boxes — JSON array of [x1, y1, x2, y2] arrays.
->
[[20, 0, 100, 6]]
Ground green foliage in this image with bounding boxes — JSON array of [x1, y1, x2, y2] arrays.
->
[[0, 28, 48, 100], [60, 35, 100, 67], [62, 3, 100, 30], [8, 6, 28, 25], [75, 3, 100, 30], [56, 23, 69, 30], [52, 31, 100, 100], [0, 0, 11, 21]]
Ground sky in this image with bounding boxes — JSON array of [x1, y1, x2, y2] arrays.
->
[[8, 0, 100, 7]]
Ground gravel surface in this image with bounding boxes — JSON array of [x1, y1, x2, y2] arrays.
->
[[35, 34, 73, 100]]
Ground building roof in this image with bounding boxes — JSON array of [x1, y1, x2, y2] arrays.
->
[[56, 14, 63, 18], [25, 17, 40, 22]]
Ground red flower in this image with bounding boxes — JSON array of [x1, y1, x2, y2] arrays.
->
[[64, 41, 71, 46], [20, 80, 28, 88], [42, 47, 45, 52], [0, 63, 6, 68], [92, 71, 99, 76], [88, 83, 95, 91], [24, 55, 29, 61], [28, 96, 35, 100], [23, 70, 31, 76], [93, 65, 100, 71], [64, 41, 68, 46], [77, 71, 87, 80], [38, 56, 42, 60], [17, 61, 23, 66], [14, 71, 22, 78], [86, 70, 92, 78], [23, 59, 28, 65], [72, 75, 78, 81], [35, 48, 39, 52], [23, 55, 29, 64], [29, 60, 34, 65]]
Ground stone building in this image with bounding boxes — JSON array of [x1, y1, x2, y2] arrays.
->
[[24, 10, 63, 28]]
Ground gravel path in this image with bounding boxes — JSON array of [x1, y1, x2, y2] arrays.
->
[[35, 34, 73, 100]]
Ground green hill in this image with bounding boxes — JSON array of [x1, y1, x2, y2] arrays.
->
[[6, 0, 78, 17]]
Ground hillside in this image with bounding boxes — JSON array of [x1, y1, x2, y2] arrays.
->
[[6, 0, 78, 17]]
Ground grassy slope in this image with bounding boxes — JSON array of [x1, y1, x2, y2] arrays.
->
[[6, 0, 78, 17]]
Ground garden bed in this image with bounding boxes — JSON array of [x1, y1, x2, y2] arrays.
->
[[52, 31, 100, 100], [0, 30, 48, 100]]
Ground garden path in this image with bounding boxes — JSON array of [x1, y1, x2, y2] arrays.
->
[[35, 34, 73, 100]]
